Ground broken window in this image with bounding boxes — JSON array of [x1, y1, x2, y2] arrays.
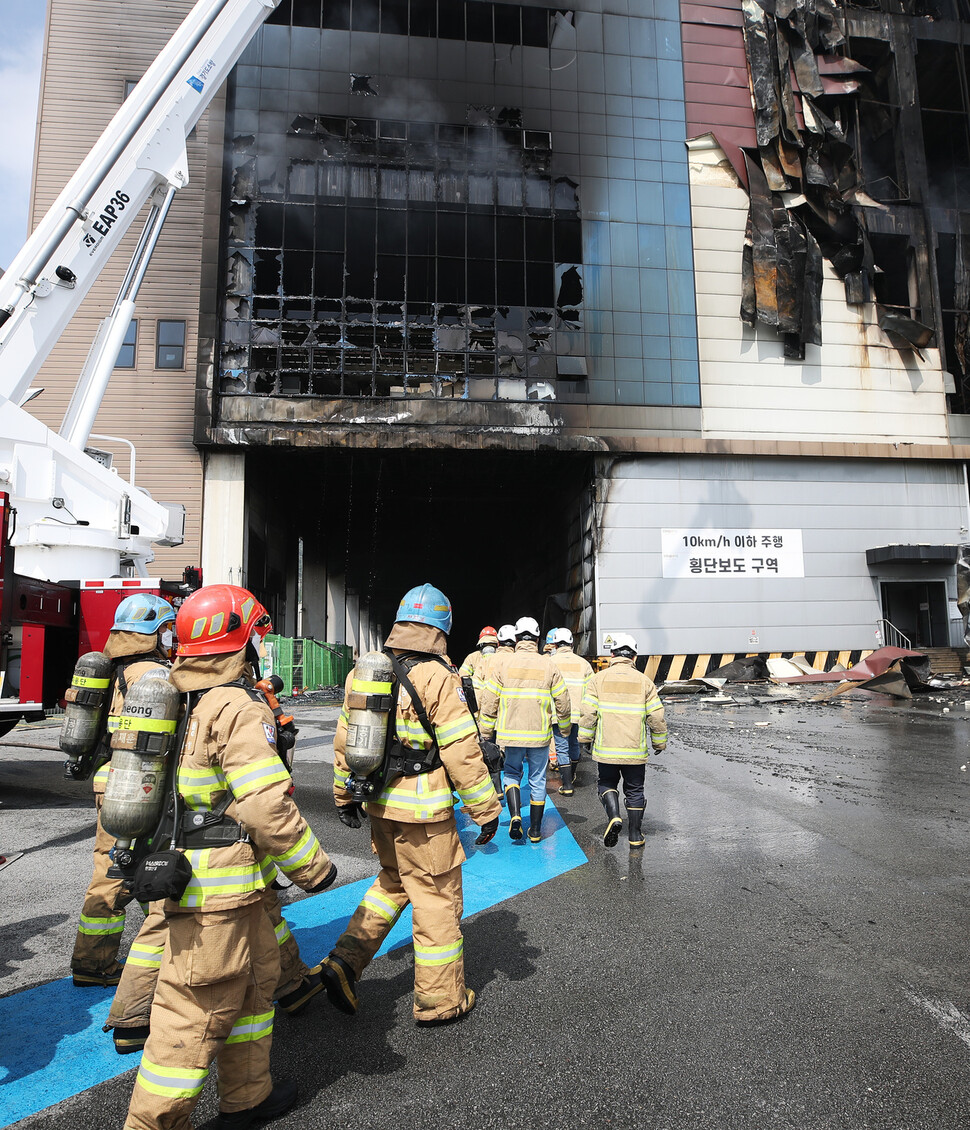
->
[[221, 56, 581, 403]]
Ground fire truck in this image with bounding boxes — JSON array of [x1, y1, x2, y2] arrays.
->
[[0, 0, 281, 734]]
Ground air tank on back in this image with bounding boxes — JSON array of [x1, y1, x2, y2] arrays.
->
[[60, 651, 113, 776], [100, 671, 181, 847], [344, 651, 395, 778]]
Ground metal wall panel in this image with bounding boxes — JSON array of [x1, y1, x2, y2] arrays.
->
[[595, 455, 967, 654]]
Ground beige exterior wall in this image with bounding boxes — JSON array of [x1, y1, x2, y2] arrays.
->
[[29, 0, 214, 577], [687, 136, 952, 447]]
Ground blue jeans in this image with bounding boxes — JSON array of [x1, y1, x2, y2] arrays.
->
[[553, 724, 580, 767], [502, 745, 549, 804]]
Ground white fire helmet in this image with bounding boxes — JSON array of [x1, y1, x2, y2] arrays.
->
[[515, 616, 540, 638], [610, 632, 638, 656], [497, 624, 517, 644], [551, 627, 574, 647]]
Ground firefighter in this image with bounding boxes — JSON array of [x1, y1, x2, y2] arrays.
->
[[122, 584, 337, 1130], [578, 633, 667, 848], [323, 583, 500, 1025], [549, 627, 594, 796], [70, 593, 176, 988], [458, 625, 499, 702], [104, 632, 325, 1053], [478, 616, 571, 844]]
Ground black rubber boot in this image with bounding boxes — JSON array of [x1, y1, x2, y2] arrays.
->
[[505, 785, 523, 840], [277, 964, 324, 1016], [111, 1024, 150, 1055], [528, 802, 545, 843], [558, 762, 574, 796], [601, 789, 622, 847], [321, 954, 358, 1015], [627, 806, 645, 848], [571, 759, 581, 788], [216, 1080, 298, 1128]]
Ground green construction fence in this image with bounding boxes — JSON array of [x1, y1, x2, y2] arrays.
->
[[263, 635, 354, 696]]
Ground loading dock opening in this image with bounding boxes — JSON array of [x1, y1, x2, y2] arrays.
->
[[242, 448, 595, 660]]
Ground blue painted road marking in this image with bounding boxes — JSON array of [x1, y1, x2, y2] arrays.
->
[[0, 801, 586, 1127]]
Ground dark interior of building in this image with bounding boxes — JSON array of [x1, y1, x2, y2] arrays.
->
[[245, 447, 594, 657]]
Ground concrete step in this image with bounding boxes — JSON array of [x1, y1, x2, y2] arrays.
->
[[917, 647, 968, 674]]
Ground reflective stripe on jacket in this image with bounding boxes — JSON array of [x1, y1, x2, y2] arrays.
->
[[167, 664, 332, 912], [578, 656, 667, 764], [334, 652, 500, 825], [477, 640, 572, 748], [550, 648, 594, 723]]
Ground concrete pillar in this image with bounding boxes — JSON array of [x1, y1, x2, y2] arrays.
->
[[346, 590, 360, 659], [327, 572, 346, 644], [302, 558, 329, 638], [201, 453, 246, 585]]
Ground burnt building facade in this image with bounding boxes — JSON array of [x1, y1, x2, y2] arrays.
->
[[29, 0, 970, 660]]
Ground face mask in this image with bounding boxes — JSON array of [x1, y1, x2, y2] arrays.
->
[[160, 629, 174, 651]]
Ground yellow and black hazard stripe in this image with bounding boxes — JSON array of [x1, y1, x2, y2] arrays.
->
[[594, 651, 873, 681]]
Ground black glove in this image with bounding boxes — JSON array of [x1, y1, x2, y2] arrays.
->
[[338, 803, 366, 829], [307, 862, 338, 893], [474, 817, 499, 845]]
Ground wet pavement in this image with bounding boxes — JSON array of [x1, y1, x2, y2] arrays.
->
[[3, 688, 970, 1128]]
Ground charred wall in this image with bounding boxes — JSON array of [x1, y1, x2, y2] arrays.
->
[[686, 0, 970, 405], [204, 0, 700, 449]]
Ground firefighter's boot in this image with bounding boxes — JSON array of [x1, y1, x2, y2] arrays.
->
[[528, 802, 545, 843], [627, 806, 646, 848], [571, 759, 581, 788], [111, 1025, 149, 1056], [277, 963, 324, 1016], [321, 954, 358, 1015], [558, 762, 574, 796], [601, 789, 623, 847], [506, 784, 523, 840], [216, 1080, 298, 1128]]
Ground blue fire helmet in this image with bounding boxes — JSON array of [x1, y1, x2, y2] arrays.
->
[[545, 629, 557, 645], [395, 583, 453, 634], [112, 593, 176, 635]]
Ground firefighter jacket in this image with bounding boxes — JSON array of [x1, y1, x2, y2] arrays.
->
[[93, 632, 169, 795], [550, 648, 594, 724], [477, 639, 572, 748], [458, 648, 496, 699], [166, 650, 332, 913], [578, 656, 667, 764], [333, 622, 500, 827]]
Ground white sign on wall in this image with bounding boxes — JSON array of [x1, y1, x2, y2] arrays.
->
[[661, 529, 805, 579]]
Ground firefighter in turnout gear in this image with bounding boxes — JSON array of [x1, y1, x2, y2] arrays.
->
[[458, 625, 499, 702], [477, 616, 571, 843], [105, 653, 324, 1054], [122, 585, 337, 1130], [324, 583, 500, 1025], [70, 593, 175, 988], [549, 627, 593, 796], [578, 633, 668, 848]]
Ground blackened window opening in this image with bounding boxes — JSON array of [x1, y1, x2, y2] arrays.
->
[[267, 0, 553, 47]]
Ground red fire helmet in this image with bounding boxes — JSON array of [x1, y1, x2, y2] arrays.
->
[[176, 584, 272, 657]]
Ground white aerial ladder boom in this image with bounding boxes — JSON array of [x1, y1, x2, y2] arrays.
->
[[0, 0, 279, 581]]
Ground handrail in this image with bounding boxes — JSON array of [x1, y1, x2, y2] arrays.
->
[[877, 618, 912, 650]]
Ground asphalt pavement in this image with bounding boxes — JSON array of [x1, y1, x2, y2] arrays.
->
[[3, 688, 970, 1129]]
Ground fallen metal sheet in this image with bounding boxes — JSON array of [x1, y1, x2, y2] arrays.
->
[[775, 647, 929, 684], [767, 656, 808, 678], [660, 677, 727, 694], [855, 670, 913, 699]]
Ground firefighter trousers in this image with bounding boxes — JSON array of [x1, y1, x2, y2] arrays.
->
[[71, 797, 133, 977], [123, 898, 279, 1130], [332, 812, 467, 1021], [106, 888, 308, 1032]]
